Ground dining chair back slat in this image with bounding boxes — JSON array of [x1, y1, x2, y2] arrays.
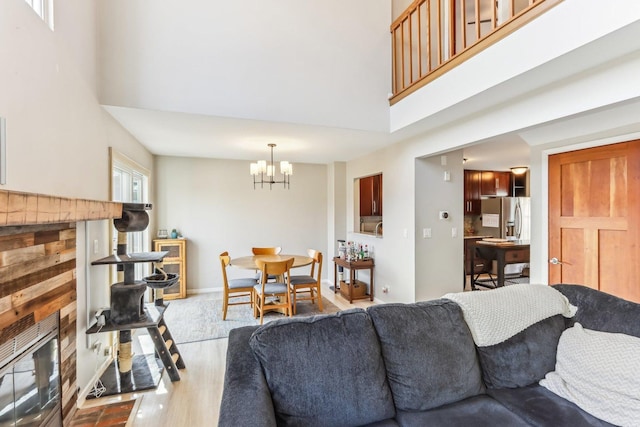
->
[[252, 247, 282, 255]]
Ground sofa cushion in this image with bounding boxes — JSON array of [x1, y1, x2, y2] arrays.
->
[[478, 314, 565, 388], [219, 326, 277, 427], [488, 384, 615, 426], [367, 300, 484, 411], [249, 309, 395, 427], [395, 395, 530, 427], [540, 323, 640, 426]]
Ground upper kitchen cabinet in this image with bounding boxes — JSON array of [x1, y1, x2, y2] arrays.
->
[[511, 169, 529, 197], [360, 174, 383, 216], [481, 171, 510, 196], [464, 170, 482, 215]]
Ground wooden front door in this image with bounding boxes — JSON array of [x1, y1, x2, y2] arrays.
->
[[548, 140, 640, 303]]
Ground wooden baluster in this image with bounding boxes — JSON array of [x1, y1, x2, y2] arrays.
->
[[461, 0, 467, 50], [475, 0, 481, 40]]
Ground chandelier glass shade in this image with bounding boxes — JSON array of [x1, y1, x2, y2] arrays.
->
[[250, 144, 292, 189]]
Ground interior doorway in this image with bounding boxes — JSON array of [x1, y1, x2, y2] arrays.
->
[[548, 140, 640, 303], [461, 138, 531, 290]]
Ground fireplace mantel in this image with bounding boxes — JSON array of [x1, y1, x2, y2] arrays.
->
[[0, 190, 122, 426], [0, 189, 122, 226]]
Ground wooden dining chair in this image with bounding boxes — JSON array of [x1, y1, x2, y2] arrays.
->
[[251, 247, 282, 255], [219, 251, 256, 320], [289, 250, 323, 314], [252, 246, 282, 282], [254, 258, 294, 325]]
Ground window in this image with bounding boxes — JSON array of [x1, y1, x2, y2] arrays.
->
[[110, 149, 151, 279], [24, 0, 54, 30]]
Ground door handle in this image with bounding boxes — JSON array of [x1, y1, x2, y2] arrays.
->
[[549, 257, 564, 265]]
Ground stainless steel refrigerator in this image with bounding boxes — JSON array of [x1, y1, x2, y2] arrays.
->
[[479, 197, 531, 241], [479, 197, 531, 276]]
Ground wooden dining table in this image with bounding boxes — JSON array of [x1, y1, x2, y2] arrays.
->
[[230, 254, 313, 316]]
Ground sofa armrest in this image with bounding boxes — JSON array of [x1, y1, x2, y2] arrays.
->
[[219, 326, 277, 427]]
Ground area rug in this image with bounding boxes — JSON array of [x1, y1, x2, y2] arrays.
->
[[163, 293, 340, 344]]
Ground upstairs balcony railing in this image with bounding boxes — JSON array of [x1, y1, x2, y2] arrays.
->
[[390, 0, 562, 104]]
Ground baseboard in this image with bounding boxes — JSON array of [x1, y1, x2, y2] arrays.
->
[[187, 287, 222, 295]]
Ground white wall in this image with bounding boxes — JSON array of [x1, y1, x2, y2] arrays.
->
[[347, 143, 414, 303], [415, 151, 465, 301], [0, 0, 153, 398], [392, 0, 413, 20], [0, 1, 153, 198], [97, 0, 392, 133], [327, 162, 347, 261], [154, 156, 328, 292]]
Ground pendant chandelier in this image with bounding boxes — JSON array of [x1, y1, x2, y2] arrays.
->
[[250, 144, 292, 189]]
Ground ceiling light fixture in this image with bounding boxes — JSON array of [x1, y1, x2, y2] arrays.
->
[[250, 143, 292, 189], [510, 166, 528, 175]]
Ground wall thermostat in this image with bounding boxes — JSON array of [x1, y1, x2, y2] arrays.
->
[[439, 211, 449, 220]]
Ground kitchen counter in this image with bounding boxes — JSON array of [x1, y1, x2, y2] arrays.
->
[[472, 240, 530, 289], [464, 235, 492, 239]]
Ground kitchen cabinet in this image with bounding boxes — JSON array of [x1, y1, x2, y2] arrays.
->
[[512, 171, 528, 197], [360, 174, 382, 216], [153, 238, 187, 300], [481, 171, 510, 196], [463, 170, 482, 214]]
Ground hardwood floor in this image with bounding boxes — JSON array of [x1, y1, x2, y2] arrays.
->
[[78, 283, 375, 426]]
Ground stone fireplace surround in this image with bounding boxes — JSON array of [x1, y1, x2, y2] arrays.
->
[[0, 189, 121, 426]]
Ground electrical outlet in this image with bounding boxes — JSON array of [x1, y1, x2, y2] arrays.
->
[[382, 286, 389, 293]]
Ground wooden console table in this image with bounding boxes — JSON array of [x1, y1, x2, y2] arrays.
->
[[333, 257, 375, 303]]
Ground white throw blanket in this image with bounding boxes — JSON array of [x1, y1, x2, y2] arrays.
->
[[443, 284, 577, 347]]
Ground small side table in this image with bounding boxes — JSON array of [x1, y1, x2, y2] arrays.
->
[[333, 257, 375, 303]]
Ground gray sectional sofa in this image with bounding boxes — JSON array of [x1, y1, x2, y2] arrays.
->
[[219, 284, 640, 426]]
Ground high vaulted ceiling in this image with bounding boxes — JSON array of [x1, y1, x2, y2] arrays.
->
[[97, 0, 398, 164], [96, 1, 557, 169]]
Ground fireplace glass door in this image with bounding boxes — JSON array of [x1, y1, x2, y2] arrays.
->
[[0, 333, 61, 427]]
